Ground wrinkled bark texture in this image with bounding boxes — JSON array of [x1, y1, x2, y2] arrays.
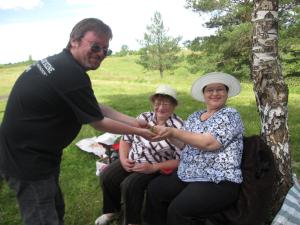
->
[[251, 0, 293, 222]]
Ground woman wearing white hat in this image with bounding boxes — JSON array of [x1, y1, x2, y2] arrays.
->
[[145, 72, 244, 225], [95, 84, 184, 225]]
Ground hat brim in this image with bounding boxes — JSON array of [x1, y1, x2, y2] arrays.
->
[[152, 84, 177, 101], [191, 72, 241, 102]]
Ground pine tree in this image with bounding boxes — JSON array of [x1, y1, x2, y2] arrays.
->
[[137, 11, 182, 78]]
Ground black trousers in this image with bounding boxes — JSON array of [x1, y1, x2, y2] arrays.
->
[[144, 172, 240, 225], [100, 159, 159, 224], [2, 172, 64, 225]]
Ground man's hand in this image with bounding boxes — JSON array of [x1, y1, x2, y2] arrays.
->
[[150, 125, 173, 141], [137, 128, 157, 140], [136, 119, 149, 128]]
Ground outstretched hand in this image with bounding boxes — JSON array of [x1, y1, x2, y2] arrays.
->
[[137, 125, 174, 142], [137, 127, 157, 140], [136, 119, 149, 128], [149, 125, 173, 142]]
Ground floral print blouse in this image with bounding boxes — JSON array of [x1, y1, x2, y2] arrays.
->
[[177, 107, 244, 184]]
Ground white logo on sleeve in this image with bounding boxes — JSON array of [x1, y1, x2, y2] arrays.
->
[[36, 58, 55, 76]]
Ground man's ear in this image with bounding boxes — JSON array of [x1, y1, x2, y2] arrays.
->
[[70, 38, 79, 48]]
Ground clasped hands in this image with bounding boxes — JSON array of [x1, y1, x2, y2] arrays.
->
[[120, 158, 159, 174], [136, 119, 174, 141], [149, 125, 173, 141]]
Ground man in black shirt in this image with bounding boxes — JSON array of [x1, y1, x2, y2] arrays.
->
[[0, 18, 155, 225]]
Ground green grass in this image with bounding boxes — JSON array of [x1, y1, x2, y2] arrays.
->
[[0, 56, 300, 225]]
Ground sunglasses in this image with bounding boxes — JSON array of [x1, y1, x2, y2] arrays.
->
[[90, 43, 112, 56]]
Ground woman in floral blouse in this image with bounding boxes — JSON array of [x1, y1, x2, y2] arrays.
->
[[144, 72, 244, 225]]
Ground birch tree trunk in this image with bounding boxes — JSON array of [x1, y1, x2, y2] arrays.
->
[[251, 0, 293, 219]]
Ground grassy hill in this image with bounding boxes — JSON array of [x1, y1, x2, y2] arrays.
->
[[0, 56, 299, 225]]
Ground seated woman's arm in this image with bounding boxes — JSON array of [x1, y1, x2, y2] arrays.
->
[[119, 139, 135, 172], [131, 159, 179, 174], [155, 126, 221, 151], [167, 137, 185, 149], [153, 159, 179, 171], [172, 128, 221, 151]]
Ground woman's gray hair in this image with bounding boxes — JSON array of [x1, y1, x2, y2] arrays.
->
[[66, 18, 113, 49]]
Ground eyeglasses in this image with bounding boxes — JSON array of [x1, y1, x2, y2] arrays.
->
[[204, 87, 227, 94], [153, 101, 172, 108], [82, 38, 112, 56], [90, 43, 112, 56]]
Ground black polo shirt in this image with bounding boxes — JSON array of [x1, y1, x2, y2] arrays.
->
[[0, 49, 104, 180]]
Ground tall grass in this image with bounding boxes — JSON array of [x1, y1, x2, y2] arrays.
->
[[0, 56, 299, 225]]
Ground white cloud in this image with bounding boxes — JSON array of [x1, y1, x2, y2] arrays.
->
[[65, 0, 98, 4], [0, 0, 215, 64], [0, 0, 42, 10], [0, 20, 71, 63], [61, 0, 215, 49]]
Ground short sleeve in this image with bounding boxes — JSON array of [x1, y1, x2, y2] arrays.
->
[[122, 134, 133, 143], [121, 113, 146, 144], [208, 108, 244, 147], [64, 87, 104, 124]]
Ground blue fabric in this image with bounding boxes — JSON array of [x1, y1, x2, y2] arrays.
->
[[272, 174, 300, 225], [177, 107, 244, 183]]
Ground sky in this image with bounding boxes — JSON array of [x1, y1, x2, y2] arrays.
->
[[0, 0, 215, 64]]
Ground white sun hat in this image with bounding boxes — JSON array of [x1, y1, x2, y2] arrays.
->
[[153, 84, 177, 101], [191, 72, 241, 102]]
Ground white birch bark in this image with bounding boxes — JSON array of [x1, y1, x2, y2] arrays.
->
[[251, 0, 293, 218]]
